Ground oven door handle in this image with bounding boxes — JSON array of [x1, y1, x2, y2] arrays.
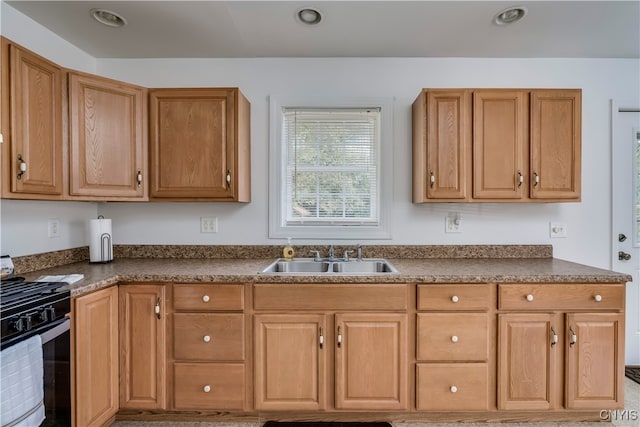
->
[[40, 318, 70, 345]]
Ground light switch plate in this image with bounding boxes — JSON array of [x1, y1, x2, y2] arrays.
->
[[200, 217, 218, 233], [445, 212, 462, 233], [48, 219, 60, 238], [549, 222, 568, 238]]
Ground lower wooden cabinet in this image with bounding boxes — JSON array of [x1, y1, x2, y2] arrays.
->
[[73, 286, 119, 427], [173, 363, 245, 409], [416, 363, 489, 410], [119, 284, 166, 409]]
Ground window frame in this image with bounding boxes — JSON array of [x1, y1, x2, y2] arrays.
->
[[268, 96, 394, 240]]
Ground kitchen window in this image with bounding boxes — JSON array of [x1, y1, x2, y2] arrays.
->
[[269, 97, 393, 239]]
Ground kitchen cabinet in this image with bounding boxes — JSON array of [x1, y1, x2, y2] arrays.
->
[[149, 88, 251, 201], [119, 284, 166, 409], [0, 37, 64, 199], [170, 283, 246, 410], [497, 284, 625, 410], [415, 284, 491, 411], [68, 71, 148, 200], [73, 286, 119, 427], [412, 88, 581, 202], [253, 284, 408, 411]]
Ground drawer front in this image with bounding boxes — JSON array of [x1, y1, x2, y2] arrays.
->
[[254, 284, 407, 311], [416, 313, 488, 361], [416, 363, 488, 411], [173, 284, 244, 311], [417, 284, 490, 311], [173, 363, 244, 409], [499, 284, 625, 311], [173, 313, 244, 361]]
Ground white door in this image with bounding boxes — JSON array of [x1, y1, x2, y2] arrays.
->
[[611, 101, 640, 365]]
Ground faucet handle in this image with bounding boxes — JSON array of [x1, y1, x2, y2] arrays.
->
[[309, 250, 322, 262], [343, 250, 354, 261]]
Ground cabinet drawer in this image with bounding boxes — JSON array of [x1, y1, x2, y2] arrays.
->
[[173, 363, 244, 409], [416, 363, 488, 411], [417, 284, 490, 311], [416, 313, 488, 361], [499, 284, 625, 311], [173, 313, 244, 361], [173, 284, 244, 311]]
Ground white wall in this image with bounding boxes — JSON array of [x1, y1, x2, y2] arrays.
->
[[1, 3, 639, 270]]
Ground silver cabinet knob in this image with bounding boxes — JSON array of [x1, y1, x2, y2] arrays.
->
[[202, 295, 210, 303], [526, 294, 534, 302], [451, 295, 459, 303], [451, 335, 459, 343], [594, 294, 602, 302], [203, 385, 211, 393], [450, 386, 458, 393], [203, 335, 211, 343]]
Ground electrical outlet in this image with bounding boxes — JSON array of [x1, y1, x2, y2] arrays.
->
[[48, 219, 60, 238], [200, 217, 218, 233], [549, 222, 568, 238], [445, 212, 462, 233]]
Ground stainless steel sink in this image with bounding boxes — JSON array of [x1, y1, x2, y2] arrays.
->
[[260, 258, 399, 274]]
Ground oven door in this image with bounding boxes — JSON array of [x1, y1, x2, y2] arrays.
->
[[40, 318, 71, 427]]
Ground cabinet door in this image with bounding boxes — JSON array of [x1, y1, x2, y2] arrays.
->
[[473, 90, 528, 199], [119, 284, 166, 409], [74, 287, 118, 427], [530, 89, 581, 199], [7, 42, 63, 195], [254, 314, 326, 410], [335, 313, 407, 410], [565, 313, 625, 409], [498, 313, 558, 410], [69, 72, 147, 199], [149, 88, 240, 200]]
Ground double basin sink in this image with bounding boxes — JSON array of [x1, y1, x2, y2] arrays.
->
[[260, 258, 400, 275]]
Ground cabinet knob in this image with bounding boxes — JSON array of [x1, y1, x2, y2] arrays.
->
[[429, 171, 435, 188], [451, 295, 459, 303], [451, 335, 459, 343], [450, 386, 458, 393], [526, 294, 534, 302], [17, 154, 27, 180], [137, 170, 143, 187], [202, 295, 210, 303], [203, 335, 211, 343], [594, 294, 602, 302], [203, 385, 211, 393]]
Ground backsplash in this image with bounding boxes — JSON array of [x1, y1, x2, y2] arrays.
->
[[12, 244, 553, 274]]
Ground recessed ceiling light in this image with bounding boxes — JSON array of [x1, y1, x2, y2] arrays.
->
[[494, 6, 527, 25], [297, 8, 322, 25], [90, 8, 127, 28]]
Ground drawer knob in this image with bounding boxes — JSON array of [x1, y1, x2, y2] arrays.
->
[[202, 295, 210, 303], [451, 335, 459, 343], [203, 385, 211, 393], [451, 295, 459, 303], [450, 386, 458, 393], [203, 335, 211, 343], [526, 294, 534, 302], [594, 294, 602, 302]]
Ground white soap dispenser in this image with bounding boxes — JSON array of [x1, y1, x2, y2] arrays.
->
[[283, 237, 295, 260]]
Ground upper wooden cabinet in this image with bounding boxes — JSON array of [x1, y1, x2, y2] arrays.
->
[[1, 38, 65, 199], [68, 71, 148, 200], [149, 88, 251, 201], [412, 88, 581, 203]]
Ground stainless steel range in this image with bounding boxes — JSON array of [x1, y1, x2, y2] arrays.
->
[[1, 277, 72, 427]]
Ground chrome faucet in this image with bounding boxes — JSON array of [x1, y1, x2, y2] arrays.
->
[[356, 243, 363, 261], [328, 244, 335, 259]]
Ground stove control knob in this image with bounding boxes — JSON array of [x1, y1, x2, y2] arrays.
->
[[16, 314, 33, 332], [40, 307, 56, 322], [12, 317, 25, 332]]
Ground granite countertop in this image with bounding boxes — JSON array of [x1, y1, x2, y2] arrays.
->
[[17, 256, 633, 298]]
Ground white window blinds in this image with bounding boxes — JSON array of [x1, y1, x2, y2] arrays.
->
[[282, 108, 380, 226]]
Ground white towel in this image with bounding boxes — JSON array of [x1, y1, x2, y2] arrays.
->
[[0, 335, 45, 427]]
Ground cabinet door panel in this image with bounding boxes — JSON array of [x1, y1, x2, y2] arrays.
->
[[69, 72, 146, 198], [74, 287, 118, 427], [335, 313, 407, 410], [566, 313, 624, 409], [473, 90, 527, 199], [9, 44, 63, 195], [498, 313, 557, 410], [173, 313, 244, 361], [530, 89, 581, 199], [119, 284, 166, 409], [254, 314, 326, 410]]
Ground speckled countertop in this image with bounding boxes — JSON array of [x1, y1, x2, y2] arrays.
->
[[16, 255, 632, 298]]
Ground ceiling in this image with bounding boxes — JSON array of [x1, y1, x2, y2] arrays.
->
[[4, 1, 640, 58]]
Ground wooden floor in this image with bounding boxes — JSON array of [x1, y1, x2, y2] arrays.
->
[[112, 377, 640, 427]]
